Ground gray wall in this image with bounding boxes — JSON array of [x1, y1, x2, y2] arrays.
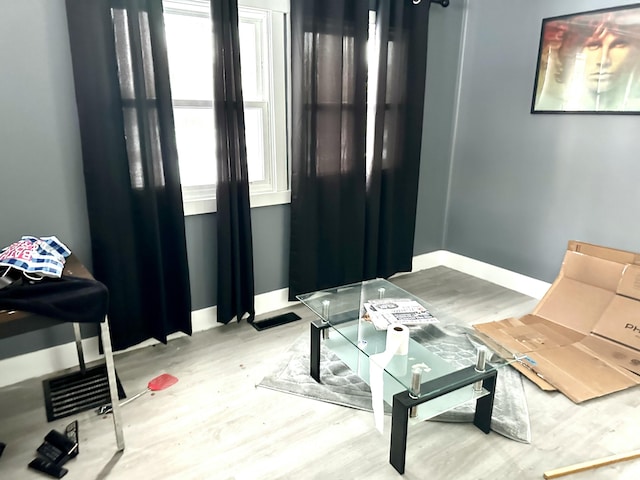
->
[[0, 0, 90, 260], [186, 204, 290, 310], [414, 0, 466, 254], [446, 0, 640, 282], [0, 0, 95, 359]]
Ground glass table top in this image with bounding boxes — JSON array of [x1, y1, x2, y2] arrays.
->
[[297, 278, 522, 411]]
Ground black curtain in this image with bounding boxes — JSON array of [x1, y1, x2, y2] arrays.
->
[[289, 0, 435, 298], [364, 0, 433, 278], [210, 0, 255, 324], [66, 0, 192, 350], [289, 0, 370, 299]]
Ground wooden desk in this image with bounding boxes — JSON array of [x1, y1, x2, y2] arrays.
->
[[0, 255, 124, 451]]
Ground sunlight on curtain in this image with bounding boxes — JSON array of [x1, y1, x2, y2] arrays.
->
[[112, 7, 167, 189], [366, 10, 378, 183]]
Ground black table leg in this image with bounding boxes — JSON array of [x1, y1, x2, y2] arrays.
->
[[309, 310, 358, 383], [390, 395, 411, 474], [473, 370, 497, 434], [310, 321, 322, 382], [387, 366, 498, 475]]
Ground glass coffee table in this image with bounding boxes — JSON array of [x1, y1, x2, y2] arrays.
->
[[297, 278, 518, 475]]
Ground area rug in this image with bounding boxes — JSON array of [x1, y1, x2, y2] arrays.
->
[[257, 325, 531, 443]]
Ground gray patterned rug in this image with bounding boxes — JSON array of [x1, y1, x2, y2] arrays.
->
[[257, 325, 531, 443]]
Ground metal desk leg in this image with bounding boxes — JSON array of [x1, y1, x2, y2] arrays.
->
[[72, 323, 86, 373], [100, 316, 125, 451]]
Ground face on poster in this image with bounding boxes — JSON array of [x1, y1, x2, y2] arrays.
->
[[532, 4, 640, 113]]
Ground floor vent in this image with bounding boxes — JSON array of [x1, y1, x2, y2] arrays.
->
[[42, 364, 125, 421], [252, 312, 301, 331]]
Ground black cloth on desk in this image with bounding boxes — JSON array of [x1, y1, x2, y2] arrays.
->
[[0, 276, 108, 324]]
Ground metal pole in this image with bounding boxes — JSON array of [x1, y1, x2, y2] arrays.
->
[[72, 323, 86, 374], [409, 364, 422, 418], [474, 348, 487, 392], [100, 317, 125, 451], [321, 300, 330, 339]]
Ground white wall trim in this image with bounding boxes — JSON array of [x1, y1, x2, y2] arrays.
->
[[0, 337, 101, 389], [409, 250, 551, 300], [0, 251, 547, 388]]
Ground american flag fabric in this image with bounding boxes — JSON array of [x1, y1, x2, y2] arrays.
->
[[0, 236, 71, 279]]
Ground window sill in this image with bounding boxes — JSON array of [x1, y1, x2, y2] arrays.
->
[[183, 190, 291, 216]]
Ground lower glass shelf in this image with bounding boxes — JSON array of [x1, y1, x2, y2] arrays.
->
[[410, 385, 489, 423], [325, 329, 490, 423]]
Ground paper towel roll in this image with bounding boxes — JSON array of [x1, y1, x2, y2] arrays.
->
[[386, 323, 410, 356], [370, 323, 411, 433]]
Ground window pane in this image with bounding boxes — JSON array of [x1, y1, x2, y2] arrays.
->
[[173, 108, 216, 186], [164, 13, 213, 100], [163, 1, 288, 209], [239, 20, 260, 100], [244, 107, 265, 183]]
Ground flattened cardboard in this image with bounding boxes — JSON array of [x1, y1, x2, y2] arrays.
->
[[474, 240, 640, 403], [580, 335, 640, 376], [477, 314, 582, 352], [474, 318, 556, 391], [593, 296, 640, 351], [617, 264, 640, 301], [524, 343, 639, 404], [533, 251, 620, 335], [511, 362, 556, 391], [561, 248, 624, 291]]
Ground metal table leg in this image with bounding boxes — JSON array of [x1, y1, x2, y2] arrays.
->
[[100, 316, 125, 451], [72, 323, 86, 373]]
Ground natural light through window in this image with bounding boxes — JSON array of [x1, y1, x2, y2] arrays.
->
[[366, 10, 378, 181], [163, 0, 290, 215]]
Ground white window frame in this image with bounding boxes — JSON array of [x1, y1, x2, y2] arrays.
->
[[163, 0, 290, 216]]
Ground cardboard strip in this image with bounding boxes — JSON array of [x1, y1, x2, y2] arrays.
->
[[568, 240, 640, 265]]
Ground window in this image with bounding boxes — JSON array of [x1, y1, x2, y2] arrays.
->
[[163, 0, 290, 215]]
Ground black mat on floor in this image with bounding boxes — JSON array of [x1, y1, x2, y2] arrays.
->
[[252, 312, 301, 331], [42, 364, 126, 421]]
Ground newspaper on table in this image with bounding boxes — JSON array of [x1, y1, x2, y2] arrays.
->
[[362, 298, 438, 330]]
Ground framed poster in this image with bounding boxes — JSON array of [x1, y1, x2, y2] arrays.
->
[[531, 4, 640, 113]]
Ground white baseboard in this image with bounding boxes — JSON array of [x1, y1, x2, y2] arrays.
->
[[0, 252, 548, 388], [410, 250, 551, 300], [0, 337, 101, 389]]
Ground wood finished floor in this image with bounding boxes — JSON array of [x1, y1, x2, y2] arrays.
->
[[1, 266, 639, 479]]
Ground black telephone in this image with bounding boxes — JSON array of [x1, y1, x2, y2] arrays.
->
[[27, 420, 79, 478]]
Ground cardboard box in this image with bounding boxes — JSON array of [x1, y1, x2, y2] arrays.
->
[[474, 240, 640, 403]]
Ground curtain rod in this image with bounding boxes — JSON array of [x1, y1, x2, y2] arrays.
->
[[413, 0, 450, 6]]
